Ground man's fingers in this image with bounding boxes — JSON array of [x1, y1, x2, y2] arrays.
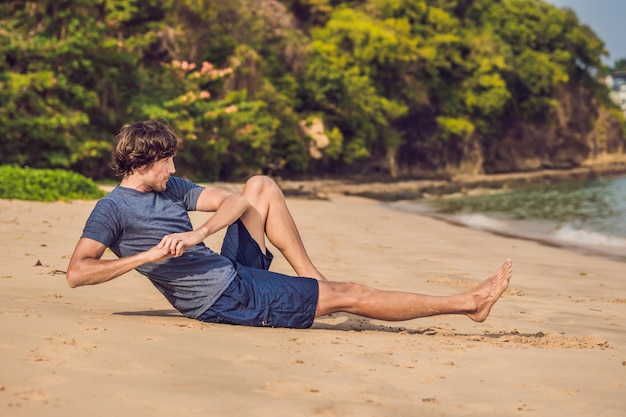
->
[[158, 234, 191, 257], [175, 240, 185, 257], [159, 236, 175, 254], [162, 237, 185, 256], [169, 240, 179, 255]]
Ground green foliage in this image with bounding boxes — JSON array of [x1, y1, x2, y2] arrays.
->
[[0, 0, 617, 180], [436, 116, 475, 141], [0, 165, 105, 201], [0, 0, 156, 176], [303, 8, 409, 163], [614, 59, 626, 72], [477, 0, 606, 116]]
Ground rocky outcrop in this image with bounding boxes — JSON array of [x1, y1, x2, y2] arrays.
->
[[299, 117, 329, 159], [483, 85, 625, 173], [389, 85, 625, 179], [274, 159, 626, 201]]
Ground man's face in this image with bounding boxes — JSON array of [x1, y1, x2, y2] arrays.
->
[[137, 156, 176, 192]]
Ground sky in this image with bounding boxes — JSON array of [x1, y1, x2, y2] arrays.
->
[[544, 0, 626, 65]]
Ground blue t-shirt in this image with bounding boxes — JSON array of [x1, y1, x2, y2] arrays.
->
[[81, 176, 237, 318]]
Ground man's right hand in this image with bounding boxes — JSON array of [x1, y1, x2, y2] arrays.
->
[[144, 243, 176, 263]]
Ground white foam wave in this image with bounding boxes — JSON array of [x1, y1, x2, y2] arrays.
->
[[553, 225, 626, 250], [455, 213, 507, 231], [388, 201, 626, 259]]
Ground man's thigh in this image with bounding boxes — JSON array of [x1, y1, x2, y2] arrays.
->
[[198, 267, 319, 328], [221, 220, 273, 269]]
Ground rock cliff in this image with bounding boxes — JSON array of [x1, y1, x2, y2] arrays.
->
[[390, 85, 625, 179]]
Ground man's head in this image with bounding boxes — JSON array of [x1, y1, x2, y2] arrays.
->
[[112, 119, 180, 177]]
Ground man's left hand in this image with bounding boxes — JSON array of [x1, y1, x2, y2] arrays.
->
[[157, 230, 205, 257]]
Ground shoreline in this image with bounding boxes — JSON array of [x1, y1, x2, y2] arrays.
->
[[271, 159, 626, 265], [271, 158, 626, 201], [389, 203, 626, 264]]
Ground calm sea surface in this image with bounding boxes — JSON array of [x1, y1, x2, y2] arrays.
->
[[388, 175, 626, 261]]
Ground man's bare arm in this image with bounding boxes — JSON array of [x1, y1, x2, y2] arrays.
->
[[66, 237, 171, 288], [194, 186, 250, 236], [157, 187, 250, 256]]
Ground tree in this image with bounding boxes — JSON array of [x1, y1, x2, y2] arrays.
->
[[0, 0, 617, 180], [303, 7, 409, 169]]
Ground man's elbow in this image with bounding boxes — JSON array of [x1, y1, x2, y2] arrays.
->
[[65, 267, 83, 288]]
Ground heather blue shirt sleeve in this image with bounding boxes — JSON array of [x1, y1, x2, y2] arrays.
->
[[163, 176, 204, 211], [81, 197, 123, 247]]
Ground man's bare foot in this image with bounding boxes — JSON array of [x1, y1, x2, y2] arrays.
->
[[466, 259, 513, 322]]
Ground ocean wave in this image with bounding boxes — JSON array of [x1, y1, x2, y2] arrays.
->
[[553, 225, 626, 250], [455, 213, 508, 230], [388, 201, 626, 260]]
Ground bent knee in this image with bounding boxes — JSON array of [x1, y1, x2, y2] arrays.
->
[[244, 175, 281, 197]]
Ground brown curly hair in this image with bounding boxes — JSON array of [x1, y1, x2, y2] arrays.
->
[[112, 120, 180, 177]]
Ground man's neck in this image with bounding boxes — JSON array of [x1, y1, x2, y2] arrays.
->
[[120, 174, 150, 192]]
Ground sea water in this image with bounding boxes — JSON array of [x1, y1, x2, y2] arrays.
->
[[388, 175, 626, 261]]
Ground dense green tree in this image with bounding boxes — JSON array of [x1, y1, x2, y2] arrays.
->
[[302, 7, 411, 167], [129, 1, 311, 179], [0, 0, 619, 181], [1, 0, 311, 180], [477, 0, 606, 115], [1, 1, 103, 171]]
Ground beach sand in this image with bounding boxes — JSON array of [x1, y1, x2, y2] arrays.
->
[[0, 192, 624, 416]]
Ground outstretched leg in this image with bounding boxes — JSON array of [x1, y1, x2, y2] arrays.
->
[[316, 259, 512, 322], [239, 175, 326, 280]]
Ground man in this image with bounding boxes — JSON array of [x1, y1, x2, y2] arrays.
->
[[67, 119, 513, 329]]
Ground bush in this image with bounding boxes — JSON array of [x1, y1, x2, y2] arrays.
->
[[0, 165, 105, 201]]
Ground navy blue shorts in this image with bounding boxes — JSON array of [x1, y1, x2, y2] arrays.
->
[[198, 220, 319, 328]]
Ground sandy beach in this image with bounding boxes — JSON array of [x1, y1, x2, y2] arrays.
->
[[0, 191, 624, 416]]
